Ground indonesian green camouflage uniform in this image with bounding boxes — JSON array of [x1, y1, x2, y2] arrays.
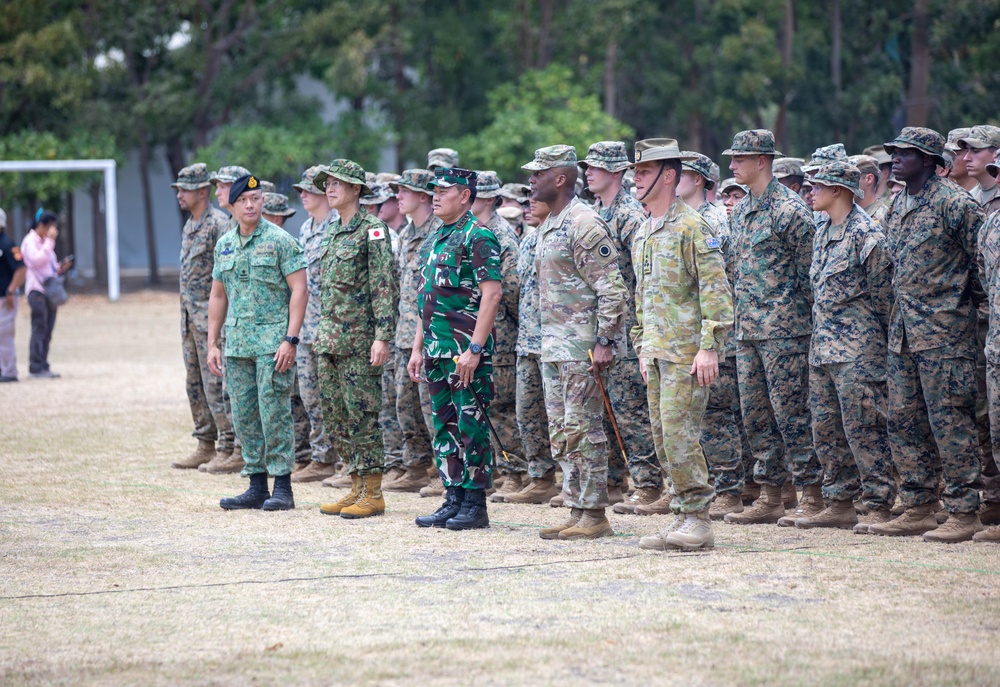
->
[[731, 177, 822, 488], [537, 198, 627, 510], [181, 205, 235, 452], [295, 211, 336, 465], [809, 206, 897, 509], [977, 210, 1000, 510], [632, 199, 733, 513], [516, 226, 557, 478], [393, 214, 442, 470], [596, 187, 661, 491], [212, 218, 306, 476], [315, 210, 398, 475], [885, 174, 985, 514], [419, 210, 502, 489], [483, 211, 526, 475]]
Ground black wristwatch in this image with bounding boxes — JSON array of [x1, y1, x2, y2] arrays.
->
[[285, 336, 300, 346], [469, 342, 483, 355], [596, 336, 612, 347]]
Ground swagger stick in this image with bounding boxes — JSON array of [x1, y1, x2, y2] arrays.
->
[[589, 348, 628, 465]]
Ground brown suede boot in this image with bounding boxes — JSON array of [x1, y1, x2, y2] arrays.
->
[[613, 486, 662, 514], [635, 492, 674, 516], [419, 474, 444, 498], [383, 465, 431, 493], [558, 508, 614, 540], [172, 440, 216, 469], [709, 493, 744, 521], [782, 482, 798, 509], [795, 498, 857, 529], [489, 473, 525, 503], [638, 514, 685, 550], [724, 485, 784, 524], [852, 507, 892, 534], [341, 473, 386, 518], [868, 504, 940, 537], [973, 525, 1000, 542], [539, 508, 583, 540], [922, 513, 983, 543], [381, 466, 406, 484], [206, 445, 244, 474], [290, 461, 339, 483], [665, 512, 714, 550], [979, 501, 1000, 527], [549, 490, 570, 508], [777, 484, 823, 527], [607, 484, 626, 506], [740, 481, 760, 506], [320, 474, 361, 515], [506, 472, 562, 504]]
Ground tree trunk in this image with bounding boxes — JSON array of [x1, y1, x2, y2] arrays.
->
[[906, 0, 931, 125], [831, 0, 842, 140], [603, 39, 618, 118], [92, 181, 107, 286], [774, 0, 794, 152], [138, 140, 160, 285], [536, 0, 554, 69], [390, 0, 406, 169], [517, 0, 531, 74]]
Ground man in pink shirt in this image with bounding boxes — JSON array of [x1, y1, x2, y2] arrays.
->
[[20, 212, 71, 378]]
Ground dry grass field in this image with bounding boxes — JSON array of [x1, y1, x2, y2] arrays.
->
[[2, 291, 1000, 687]]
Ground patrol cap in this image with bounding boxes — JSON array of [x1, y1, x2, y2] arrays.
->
[[522, 145, 578, 171], [210, 165, 251, 186], [475, 171, 503, 198], [810, 161, 864, 199], [861, 145, 892, 166], [801, 143, 848, 173], [258, 180, 276, 193], [314, 159, 373, 197], [229, 173, 262, 204], [720, 177, 748, 194], [723, 129, 783, 157], [680, 151, 717, 189], [171, 163, 212, 190], [986, 150, 1000, 178], [391, 169, 435, 195], [427, 148, 459, 169], [709, 162, 721, 186], [848, 155, 881, 178], [883, 127, 947, 166], [376, 172, 401, 184], [262, 192, 296, 217], [500, 183, 530, 203], [958, 125, 1000, 150], [293, 165, 328, 194], [497, 205, 523, 223], [360, 182, 394, 205], [578, 141, 631, 173], [429, 167, 478, 188], [627, 139, 697, 168], [946, 127, 973, 153], [772, 157, 805, 179]]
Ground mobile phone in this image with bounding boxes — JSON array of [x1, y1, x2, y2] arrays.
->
[[62, 254, 74, 263]]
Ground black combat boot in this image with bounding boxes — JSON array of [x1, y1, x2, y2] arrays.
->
[[220, 472, 269, 510], [415, 486, 464, 528], [445, 488, 490, 530], [262, 474, 295, 511]]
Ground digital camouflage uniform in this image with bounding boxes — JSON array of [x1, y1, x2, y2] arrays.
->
[[883, 128, 985, 514], [808, 164, 897, 510], [727, 130, 822, 489], [632, 194, 734, 514], [849, 155, 890, 227], [419, 202, 502, 490], [212, 217, 306, 477], [314, 162, 399, 476], [175, 164, 235, 453]]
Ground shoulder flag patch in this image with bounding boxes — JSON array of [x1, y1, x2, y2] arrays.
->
[[705, 237, 720, 249], [368, 226, 386, 241]]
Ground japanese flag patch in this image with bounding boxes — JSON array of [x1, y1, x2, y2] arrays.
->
[[368, 226, 386, 241]]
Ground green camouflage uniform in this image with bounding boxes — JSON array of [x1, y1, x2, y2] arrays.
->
[[632, 193, 733, 514], [978, 207, 1000, 508], [313, 168, 399, 476], [212, 217, 306, 477], [726, 130, 822, 489], [883, 128, 985, 514], [419, 203, 502, 490]]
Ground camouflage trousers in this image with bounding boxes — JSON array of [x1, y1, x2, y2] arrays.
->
[[984, 362, 1000, 504], [381, 348, 404, 467], [294, 343, 335, 464], [390, 348, 435, 470], [809, 362, 897, 509], [318, 353, 384, 475], [976, 321, 1000, 503], [516, 354, 557, 478], [541, 360, 609, 510], [492, 364, 527, 474], [605, 356, 662, 490], [647, 359, 715, 513], [737, 337, 822, 488], [181, 312, 234, 452], [291, 373, 312, 463], [425, 355, 494, 490], [888, 346, 982, 514], [701, 360, 745, 497], [225, 355, 295, 477]]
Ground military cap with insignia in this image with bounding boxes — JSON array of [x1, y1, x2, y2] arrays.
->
[[229, 173, 262, 204], [626, 139, 697, 167], [429, 167, 478, 188]]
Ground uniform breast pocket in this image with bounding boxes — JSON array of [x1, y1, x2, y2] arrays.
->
[[251, 254, 281, 284], [330, 243, 361, 286], [822, 260, 863, 303], [749, 226, 773, 248], [434, 252, 461, 289], [216, 258, 236, 278]]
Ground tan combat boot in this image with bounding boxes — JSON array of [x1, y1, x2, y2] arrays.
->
[[635, 492, 674, 516], [724, 485, 784, 524], [741, 480, 761, 506], [665, 512, 714, 550], [320, 474, 361, 515], [868, 503, 940, 536], [638, 514, 686, 550], [206, 445, 244, 474], [383, 465, 431, 493], [777, 484, 824, 527], [539, 508, 583, 540], [200, 448, 228, 473], [341, 473, 386, 518], [324, 466, 354, 489], [291, 461, 338, 483], [922, 513, 982, 543], [558, 508, 614, 540], [506, 472, 562, 504], [613, 486, 662, 514], [795, 498, 857, 530], [782, 482, 798, 509], [549, 490, 570, 508], [852, 507, 892, 534], [172, 440, 216, 469], [709, 493, 744, 521], [419, 473, 444, 498], [973, 525, 1000, 542], [489, 473, 524, 503], [979, 501, 1000, 527], [608, 484, 626, 506]]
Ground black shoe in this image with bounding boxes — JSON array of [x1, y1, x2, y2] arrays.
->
[[0, 376, 17, 383], [262, 474, 295, 511], [220, 473, 269, 510], [415, 486, 464, 528], [446, 488, 490, 530]]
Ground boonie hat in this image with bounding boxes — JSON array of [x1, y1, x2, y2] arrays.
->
[[263, 192, 296, 217], [171, 163, 212, 190], [314, 159, 373, 197], [723, 130, 783, 157], [210, 165, 251, 186], [681, 151, 717, 189], [883, 127, 947, 166], [475, 171, 503, 198], [391, 169, 436, 195], [802, 144, 848, 173], [293, 165, 328, 194], [772, 157, 805, 179], [810, 161, 864, 199], [578, 141, 631, 173]]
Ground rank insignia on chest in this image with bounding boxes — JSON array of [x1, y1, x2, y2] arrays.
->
[[369, 227, 385, 240]]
